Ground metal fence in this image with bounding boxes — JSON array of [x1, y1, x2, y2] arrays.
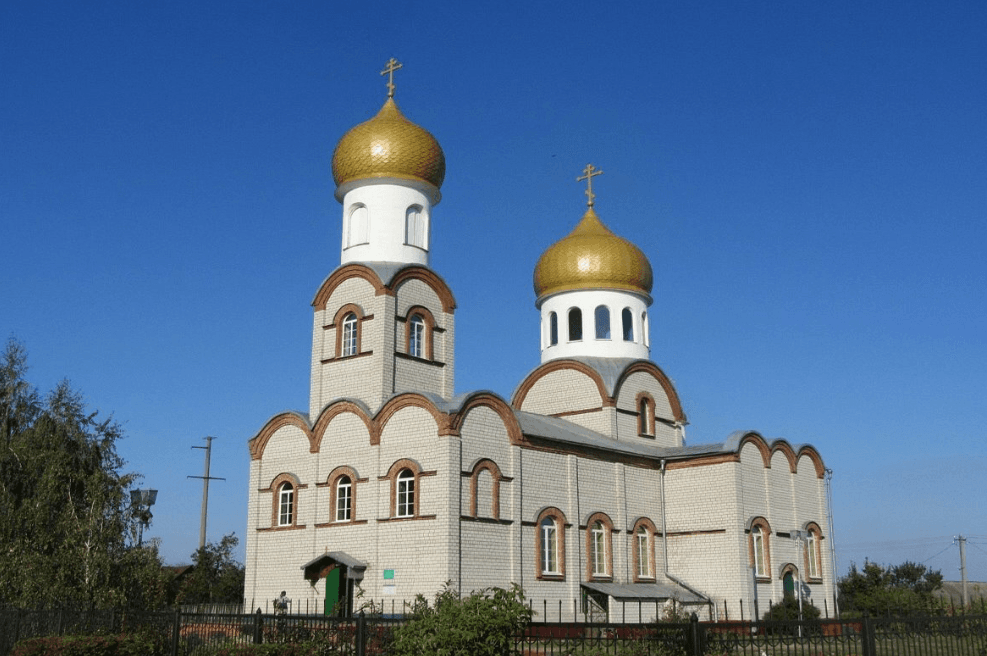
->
[[2, 608, 985, 656]]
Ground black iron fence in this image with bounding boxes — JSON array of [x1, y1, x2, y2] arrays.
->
[[2, 607, 985, 656]]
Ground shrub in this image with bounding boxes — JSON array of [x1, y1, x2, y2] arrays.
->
[[12, 630, 167, 656]]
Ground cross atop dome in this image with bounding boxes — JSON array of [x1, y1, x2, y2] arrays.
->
[[577, 163, 603, 207], [381, 58, 403, 99]]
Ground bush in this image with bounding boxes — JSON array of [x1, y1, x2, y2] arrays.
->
[[389, 583, 532, 656], [761, 596, 822, 622], [12, 631, 167, 656]]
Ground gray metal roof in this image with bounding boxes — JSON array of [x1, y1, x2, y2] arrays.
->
[[300, 551, 367, 572], [581, 581, 704, 603]]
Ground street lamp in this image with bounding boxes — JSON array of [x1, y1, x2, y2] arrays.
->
[[130, 489, 158, 547], [791, 530, 806, 635]]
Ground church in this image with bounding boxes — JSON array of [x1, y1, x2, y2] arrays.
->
[[243, 61, 834, 622]]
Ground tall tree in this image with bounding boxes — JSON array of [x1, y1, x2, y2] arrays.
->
[[0, 338, 161, 608], [175, 533, 245, 605]]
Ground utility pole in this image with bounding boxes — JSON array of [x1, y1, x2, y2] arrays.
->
[[957, 535, 969, 608], [189, 436, 225, 550]]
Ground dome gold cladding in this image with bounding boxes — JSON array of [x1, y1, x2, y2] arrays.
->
[[533, 207, 653, 299], [332, 98, 446, 190]]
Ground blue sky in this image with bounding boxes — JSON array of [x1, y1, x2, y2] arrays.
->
[[2, 0, 985, 586]]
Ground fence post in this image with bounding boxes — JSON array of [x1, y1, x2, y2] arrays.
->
[[171, 608, 181, 656], [687, 612, 702, 656], [253, 608, 263, 644], [861, 612, 876, 656], [356, 610, 366, 656]]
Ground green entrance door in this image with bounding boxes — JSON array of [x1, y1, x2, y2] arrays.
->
[[783, 571, 795, 598], [325, 567, 341, 615]]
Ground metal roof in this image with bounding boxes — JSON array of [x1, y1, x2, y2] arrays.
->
[[581, 581, 704, 603]]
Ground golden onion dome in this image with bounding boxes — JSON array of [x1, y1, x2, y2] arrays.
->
[[331, 97, 445, 191], [533, 207, 653, 300]]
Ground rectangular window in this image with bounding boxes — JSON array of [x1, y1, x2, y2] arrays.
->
[[636, 529, 651, 578], [336, 481, 352, 522], [278, 486, 293, 526], [541, 520, 558, 574], [753, 528, 766, 577], [397, 475, 415, 517], [807, 533, 819, 578], [591, 526, 607, 576], [409, 317, 425, 358]]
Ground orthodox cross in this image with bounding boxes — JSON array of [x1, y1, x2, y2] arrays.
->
[[381, 58, 403, 98], [577, 163, 603, 207]]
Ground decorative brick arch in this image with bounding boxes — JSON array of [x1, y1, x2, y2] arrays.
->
[[311, 401, 375, 452], [312, 264, 387, 308], [375, 394, 452, 445], [331, 303, 367, 359], [512, 359, 611, 409], [324, 466, 362, 524], [796, 447, 826, 479], [614, 361, 687, 423], [450, 392, 524, 444], [747, 516, 772, 581], [738, 432, 772, 469], [249, 412, 312, 461], [389, 267, 457, 313], [468, 458, 503, 519], [771, 441, 798, 473], [264, 472, 307, 529]]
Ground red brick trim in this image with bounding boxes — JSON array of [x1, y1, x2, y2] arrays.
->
[[380, 459, 433, 519], [389, 267, 457, 313], [332, 304, 365, 359], [376, 395, 453, 444], [325, 466, 361, 524], [311, 264, 387, 308], [448, 392, 525, 443], [311, 402, 376, 452], [467, 459, 503, 519], [748, 517, 772, 582], [635, 392, 656, 437], [401, 305, 436, 360], [614, 361, 687, 424], [804, 522, 824, 582], [267, 473, 305, 529]]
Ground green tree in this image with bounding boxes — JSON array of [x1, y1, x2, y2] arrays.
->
[[0, 338, 159, 608], [389, 583, 532, 656], [175, 533, 245, 605], [838, 560, 944, 615]]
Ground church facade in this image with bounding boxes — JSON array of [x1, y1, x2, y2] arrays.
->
[[243, 63, 834, 622]]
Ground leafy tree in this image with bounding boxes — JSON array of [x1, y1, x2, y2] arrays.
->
[[389, 583, 532, 656], [175, 533, 245, 605], [0, 338, 159, 608], [838, 560, 944, 615]]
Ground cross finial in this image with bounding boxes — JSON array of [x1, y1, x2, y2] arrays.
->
[[577, 163, 604, 207], [381, 58, 403, 99]]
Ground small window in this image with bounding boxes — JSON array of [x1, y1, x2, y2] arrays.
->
[[406, 205, 427, 249], [549, 312, 558, 346], [622, 308, 633, 341], [638, 395, 655, 437], [595, 306, 610, 340], [341, 313, 358, 357], [590, 521, 608, 576], [541, 517, 559, 574], [806, 525, 822, 579], [347, 205, 369, 247], [396, 469, 415, 517], [643, 311, 650, 347], [335, 476, 352, 522], [278, 483, 294, 527], [568, 308, 582, 342], [409, 314, 425, 359], [636, 525, 652, 578], [750, 519, 771, 579]]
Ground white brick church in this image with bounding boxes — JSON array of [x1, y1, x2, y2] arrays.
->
[[243, 62, 835, 622]]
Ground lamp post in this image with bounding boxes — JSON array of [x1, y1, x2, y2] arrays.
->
[[130, 489, 158, 547], [791, 530, 806, 635]]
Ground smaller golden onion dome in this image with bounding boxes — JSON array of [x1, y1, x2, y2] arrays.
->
[[533, 207, 653, 300], [331, 98, 445, 191]]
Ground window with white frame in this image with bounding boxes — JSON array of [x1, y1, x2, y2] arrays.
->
[[636, 525, 652, 578], [335, 475, 352, 522], [751, 521, 770, 578], [278, 483, 294, 527], [568, 308, 582, 341], [595, 305, 610, 340], [409, 314, 425, 359], [806, 527, 820, 579], [406, 205, 427, 249], [622, 308, 634, 341], [541, 517, 559, 575], [341, 313, 358, 357], [396, 469, 415, 517], [590, 520, 608, 576]]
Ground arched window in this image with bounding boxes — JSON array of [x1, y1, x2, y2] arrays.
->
[[749, 518, 771, 579], [278, 482, 294, 527], [568, 308, 582, 342], [541, 517, 559, 574], [638, 394, 655, 437], [409, 314, 426, 359], [595, 306, 610, 340], [585, 513, 613, 579], [622, 308, 634, 341], [536, 508, 566, 579], [633, 520, 656, 580], [335, 475, 352, 522], [341, 313, 358, 357], [396, 469, 415, 517], [347, 205, 369, 247], [643, 311, 650, 347], [469, 459, 502, 519], [549, 312, 558, 346], [406, 205, 427, 249], [805, 523, 823, 580], [590, 521, 608, 576]]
